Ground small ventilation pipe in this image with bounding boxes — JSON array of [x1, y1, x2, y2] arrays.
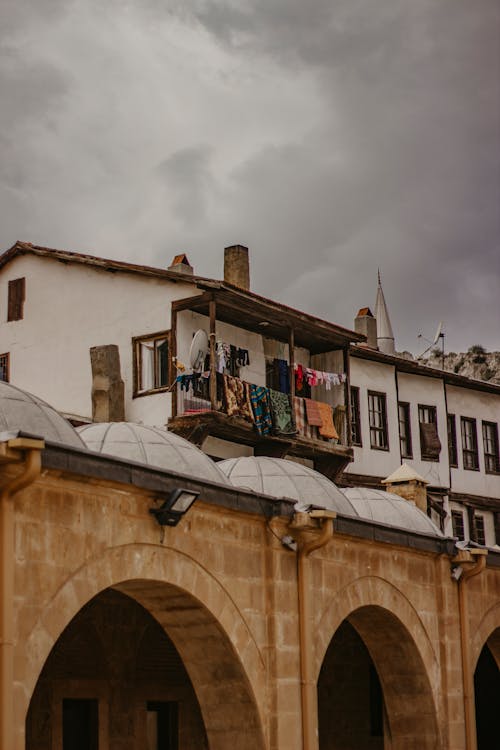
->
[[451, 547, 488, 750], [0, 437, 44, 750], [289, 509, 336, 750]]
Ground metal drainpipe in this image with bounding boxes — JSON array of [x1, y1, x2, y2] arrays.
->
[[1, 440, 43, 750], [296, 514, 334, 750], [453, 549, 488, 750]]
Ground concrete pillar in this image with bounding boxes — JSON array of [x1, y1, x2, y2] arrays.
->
[[90, 345, 125, 422], [224, 245, 250, 290]]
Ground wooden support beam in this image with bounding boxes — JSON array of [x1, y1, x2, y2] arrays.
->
[[288, 327, 295, 400], [171, 291, 214, 313], [209, 297, 217, 410], [343, 346, 352, 447], [170, 307, 178, 418]]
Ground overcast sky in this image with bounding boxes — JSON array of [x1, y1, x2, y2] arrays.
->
[[1, 0, 499, 353]]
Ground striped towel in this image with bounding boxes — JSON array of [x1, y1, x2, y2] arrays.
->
[[305, 398, 323, 427]]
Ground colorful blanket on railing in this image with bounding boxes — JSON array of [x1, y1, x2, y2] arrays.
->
[[223, 375, 253, 421], [249, 384, 273, 436], [269, 389, 296, 435], [317, 401, 339, 440]]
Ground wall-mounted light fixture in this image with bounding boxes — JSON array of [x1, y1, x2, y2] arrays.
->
[[149, 488, 199, 527]]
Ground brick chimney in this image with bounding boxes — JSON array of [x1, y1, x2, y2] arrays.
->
[[354, 307, 378, 349], [224, 245, 250, 290], [382, 463, 429, 514], [168, 253, 193, 276]]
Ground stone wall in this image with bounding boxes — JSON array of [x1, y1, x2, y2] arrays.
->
[[9, 463, 500, 750]]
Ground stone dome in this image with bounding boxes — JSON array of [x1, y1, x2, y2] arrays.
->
[[0, 381, 85, 448], [343, 487, 443, 537], [218, 456, 358, 515], [77, 422, 229, 484]]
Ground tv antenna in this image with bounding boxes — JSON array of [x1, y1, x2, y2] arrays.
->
[[417, 321, 445, 367]]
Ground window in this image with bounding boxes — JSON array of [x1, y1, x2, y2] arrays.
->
[[368, 391, 388, 450], [133, 332, 170, 395], [398, 402, 412, 458], [146, 701, 178, 750], [0, 353, 9, 382], [474, 514, 486, 546], [451, 510, 465, 540], [7, 277, 25, 321], [418, 404, 441, 461], [63, 698, 98, 750], [461, 417, 479, 471], [482, 421, 499, 474], [447, 414, 458, 467], [350, 386, 362, 445]]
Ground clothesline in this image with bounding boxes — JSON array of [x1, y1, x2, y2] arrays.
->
[[294, 363, 347, 389]]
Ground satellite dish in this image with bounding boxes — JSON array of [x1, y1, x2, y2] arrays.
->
[[189, 330, 209, 372], [433, 321, 444, 345]]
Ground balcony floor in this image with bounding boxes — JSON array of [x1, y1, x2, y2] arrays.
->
[[168, 410, 353, 481]]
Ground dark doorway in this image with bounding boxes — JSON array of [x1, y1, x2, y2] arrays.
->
[[62, 699, 98, 750], [475, 643, 500, 749], [318, 620, 384, 750]]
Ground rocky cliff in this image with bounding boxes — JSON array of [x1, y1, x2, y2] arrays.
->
[[421, 347, 500, 385]]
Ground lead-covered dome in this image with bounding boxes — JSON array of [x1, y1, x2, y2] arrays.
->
[[77, 422, 229, 484], [342, 487, 443, 537], [218, 456, 358, 515], [0, 381, 85, 448]]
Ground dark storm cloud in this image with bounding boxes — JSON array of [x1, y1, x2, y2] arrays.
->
[[0, 0, 498, 352], [156, 145, 214, 226]]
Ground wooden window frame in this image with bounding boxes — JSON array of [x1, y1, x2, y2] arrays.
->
[[461, 416, 479, 471], [451, 509, 465, 540], [482, 421, 500, 474], [368, 391, 389, 451], [473, 514, 486, 546], [418, 404, 440, 461], [0, 352, 9, 383], [7, 277, 26, 321], [398, 401, 412, 458], [132, 330, 171, 398], [350, 386, 362, 446], [447, 414, 458, 467]]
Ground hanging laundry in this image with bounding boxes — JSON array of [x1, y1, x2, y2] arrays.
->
[[223, 375, 253, 421], [236, 348, 250, 367], [216, 342, 226, 373], [277, 359, 290, 393], [269, 390, 296, 435], [305, 398, 323, 427], [317, 402, 339, 440], [292, 396, 314, 439], [295, 364, 304, 392], [250, 384, 273, 436]]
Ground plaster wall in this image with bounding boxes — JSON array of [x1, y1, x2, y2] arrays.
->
[[446, 385, 500, 498], [12, 463, 500, 750], [396, 372, 449, 487], [347, 358, 400, 478], [0, 255, 197, 424]]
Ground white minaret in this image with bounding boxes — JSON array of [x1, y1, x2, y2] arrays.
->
[[375, 270, 396, 355]]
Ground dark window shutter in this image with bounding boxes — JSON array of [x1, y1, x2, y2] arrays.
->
[[420, 422, 441, 459], [7, 278, 25, 321]]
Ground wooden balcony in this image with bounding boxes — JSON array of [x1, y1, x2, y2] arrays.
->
[[168, 410, 353, 481]]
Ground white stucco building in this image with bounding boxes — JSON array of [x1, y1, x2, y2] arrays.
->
[[0, 240, 499, 547]]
